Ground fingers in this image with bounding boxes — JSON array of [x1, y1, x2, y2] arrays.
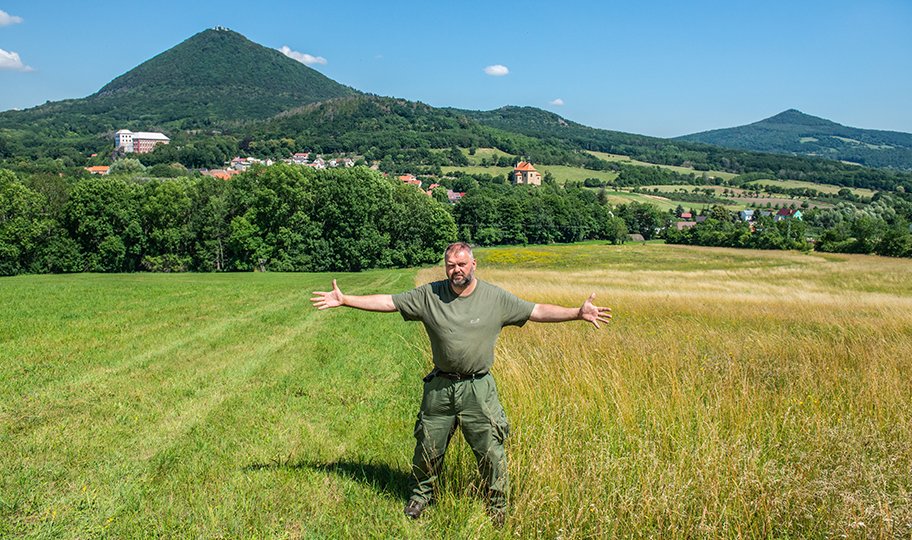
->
[[332, 279, 340, 291]]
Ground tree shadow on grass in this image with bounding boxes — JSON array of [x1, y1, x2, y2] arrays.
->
[[243, 458, 411, 501]]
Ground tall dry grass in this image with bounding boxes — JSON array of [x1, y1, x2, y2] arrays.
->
[[418, 246, 912, 538]]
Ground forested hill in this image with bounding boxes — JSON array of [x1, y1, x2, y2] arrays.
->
[[677, 109, 912, 170], [248, 96, 606, 172], [0, 28, 356, 136]]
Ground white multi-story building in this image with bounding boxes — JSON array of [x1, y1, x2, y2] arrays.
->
[[115, 129, 170, 154]]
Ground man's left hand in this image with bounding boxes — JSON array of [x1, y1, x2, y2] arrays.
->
[[579, 293, 612, 329]]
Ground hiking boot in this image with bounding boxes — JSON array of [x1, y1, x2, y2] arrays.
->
[[404, 499, 426, 520]]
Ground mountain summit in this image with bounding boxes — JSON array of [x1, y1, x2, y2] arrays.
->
[[678, 109, 912, 169], [0, 28, 356, 135], [93, 28, 355, 124]]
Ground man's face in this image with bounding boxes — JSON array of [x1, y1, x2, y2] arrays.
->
[[445, 249, 476, 287]]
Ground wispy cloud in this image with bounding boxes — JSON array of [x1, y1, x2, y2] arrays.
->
[[484, 64, 509, 77], [0, 9, 23, 26], [549, 98, 565, 106], [0, 48, 33, 71], [279, 45, 327, 66]]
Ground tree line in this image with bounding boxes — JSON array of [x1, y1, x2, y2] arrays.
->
[[665, 199, 912, 257], [0, 165, 456, 276]]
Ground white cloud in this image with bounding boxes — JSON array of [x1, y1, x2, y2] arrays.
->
[[0, 10, 23, 26], [0, 48, 32, 71], [279, 45, 327, 66], [549, 98, 565, 106], [484, 64, 509, 76]]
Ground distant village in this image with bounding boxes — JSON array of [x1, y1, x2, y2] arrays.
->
[[84, 129, 549, 204], [85, 130, 806, 226]]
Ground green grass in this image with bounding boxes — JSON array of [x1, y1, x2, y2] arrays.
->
[[441, 164, 619, 185], [459, 147, 513, 165], [0, 271, 445, 538], [745, 179, 876, 197], [3, 244, 912, 538], [586, 151, 739, 181]]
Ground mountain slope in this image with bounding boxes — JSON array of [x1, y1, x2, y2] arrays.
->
[[0, 28, 356, 136], [677, 109, 912, 169]]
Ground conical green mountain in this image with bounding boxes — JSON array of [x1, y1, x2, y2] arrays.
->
[[93, 28, 356, 123], [0, 28, 356, 135], [677, 109, 912, 169]]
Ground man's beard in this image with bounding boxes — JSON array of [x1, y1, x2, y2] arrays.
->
[[451, 270, 474, 287]]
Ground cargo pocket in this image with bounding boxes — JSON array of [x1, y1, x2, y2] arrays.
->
[[481, 378, 510, 444], [490, 406, 510, 444]]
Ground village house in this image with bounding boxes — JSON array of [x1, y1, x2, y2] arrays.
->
[[447, 189, 465, 203], [114, 130, 170, 154], [775, 208, 802, 221], [512, 161, 542, 186], [398, 174, 422, 186], [201, 169, 240, 180], [675, 221, 698, 231], [739, 209, 755, 222], [84, 165, 110, 175]]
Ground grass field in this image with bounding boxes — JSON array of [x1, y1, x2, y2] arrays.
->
[[745, 179, 877, 198], [3, 244, 911, 538], [441, 165, 619, 185], [586, 151, 739, 181]]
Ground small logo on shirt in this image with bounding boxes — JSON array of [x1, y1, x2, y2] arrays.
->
[[470, 318, 480, 324]]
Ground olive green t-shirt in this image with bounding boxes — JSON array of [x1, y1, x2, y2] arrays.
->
[[392, 279, 535, 374]]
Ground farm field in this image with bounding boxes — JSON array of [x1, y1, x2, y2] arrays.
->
[[2, 244, 911, 538], [586, 150, 739, 181], [441, 164, 619, 185], [640, 185, 830, 210], [745, 178, 877, 198], [459, 147, 513, 165]]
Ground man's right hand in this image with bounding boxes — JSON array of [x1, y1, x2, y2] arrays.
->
[[311, 279, 345, 310]]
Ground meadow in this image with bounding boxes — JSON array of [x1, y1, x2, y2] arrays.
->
[[2, 243, 910, 538]]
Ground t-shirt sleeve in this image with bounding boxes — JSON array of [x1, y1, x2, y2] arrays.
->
[[392, 284, 429, 322], [499, 288, 535, 327]]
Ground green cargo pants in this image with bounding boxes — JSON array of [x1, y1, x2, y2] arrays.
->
[[408, 373, 511, 511]]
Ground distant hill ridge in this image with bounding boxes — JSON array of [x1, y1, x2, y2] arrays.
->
[[678, 109, 912, 169]]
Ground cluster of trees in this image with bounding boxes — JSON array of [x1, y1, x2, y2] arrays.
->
[[806, 200, 912, 257], [0, 165, 456, 276], [450, 182, 628, 246], [664, 199, 912, 258], [665, 211, 811, 251]]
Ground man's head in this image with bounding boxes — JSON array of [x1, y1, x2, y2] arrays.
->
[[444, 242, 476, 288]]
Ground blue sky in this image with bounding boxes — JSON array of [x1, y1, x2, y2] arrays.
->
[[0, 0, 910, 138]]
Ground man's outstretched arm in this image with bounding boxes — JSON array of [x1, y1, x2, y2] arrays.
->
[[310, 279, 397, 312], [529, 293, 612, 329]]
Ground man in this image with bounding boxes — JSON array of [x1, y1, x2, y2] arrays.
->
[[310, 242, 611, 525]]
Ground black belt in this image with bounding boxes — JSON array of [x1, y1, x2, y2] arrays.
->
[[435, 371, 489, 381]]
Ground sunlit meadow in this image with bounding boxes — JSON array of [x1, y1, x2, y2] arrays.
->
[[1, 243, 910, 538]]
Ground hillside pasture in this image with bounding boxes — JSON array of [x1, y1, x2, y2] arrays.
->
[[459, 147, 513, 165], [2, 244, 910, 538], [441, 165, 619, 185], [640, 185, 831, 210], [745, 179, 876, 198], [586, 151, 739, 181]]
